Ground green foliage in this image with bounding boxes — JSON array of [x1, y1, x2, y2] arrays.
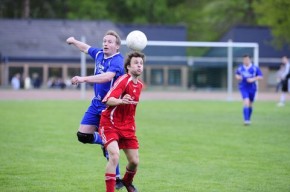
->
[[253, 0, 290, 48], [0, 100, 290, 191], [66, 0, 108, 20], [0, 0, 290, 48]]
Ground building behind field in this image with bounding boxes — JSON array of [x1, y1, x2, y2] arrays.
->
[[0, 19, 188, 89], [0, 20, 289, 91]]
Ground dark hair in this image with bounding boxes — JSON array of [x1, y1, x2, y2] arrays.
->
[[243, 54, 251, 58], [124, 51, 145, 73]]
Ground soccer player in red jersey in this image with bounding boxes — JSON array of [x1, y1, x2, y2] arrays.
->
[[99, 51, 145, 192]]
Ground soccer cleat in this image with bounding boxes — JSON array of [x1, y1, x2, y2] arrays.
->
[[115, 178, 124, 190], [101, 145, 108, 158], [244, 121, 251, 126], [124, 183, 138, 192]]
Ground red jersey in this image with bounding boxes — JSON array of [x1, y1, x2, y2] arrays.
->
[[101, 74, 143, 131]]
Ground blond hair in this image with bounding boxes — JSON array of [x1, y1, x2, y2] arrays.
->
[[105, 30, 121, 46]]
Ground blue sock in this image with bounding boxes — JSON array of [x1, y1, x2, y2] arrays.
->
[[243, 107, 250, 121], [116, 163, 121, 178], [249, 107, 253, 120], [93, 132, 103, 144]]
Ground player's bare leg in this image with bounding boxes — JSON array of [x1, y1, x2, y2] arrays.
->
[[105, 141, 120, 192], [77, 126, 123, 190], [122, 149, 139, 192]]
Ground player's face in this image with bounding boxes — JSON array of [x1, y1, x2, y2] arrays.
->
[[103, 35, 120, 56], [282, 57, 288, 64], [128, 57, 144, 77], [243, 57, 251, 66]]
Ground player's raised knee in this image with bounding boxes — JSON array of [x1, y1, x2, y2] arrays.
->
[[76, 131, 94, 144]]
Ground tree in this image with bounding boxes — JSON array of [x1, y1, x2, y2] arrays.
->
[[66, 0, 108, 20], [253, 0, 290, 48], [1, 0, 289, 50], [0, 0, 68, 18]]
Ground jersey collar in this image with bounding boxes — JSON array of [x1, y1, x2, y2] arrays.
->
[[104, 52, 120, 59], [243, 63, 252, 70]]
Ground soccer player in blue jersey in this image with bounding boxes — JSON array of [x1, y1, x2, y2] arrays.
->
[[235, 54, 263, 125], [66, 30, 124, 189]]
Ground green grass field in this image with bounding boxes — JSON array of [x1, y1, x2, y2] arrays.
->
[[0, 100, 289, 192]]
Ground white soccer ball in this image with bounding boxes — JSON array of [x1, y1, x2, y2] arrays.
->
[[126, 30, 147, 51]]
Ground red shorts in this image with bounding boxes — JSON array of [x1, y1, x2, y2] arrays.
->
[[99, 124, 139, 150]]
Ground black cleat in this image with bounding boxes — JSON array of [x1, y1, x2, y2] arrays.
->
[[124, 183, 138, 192], [115, 178, 124, 190], [101, 145, 108, 158]]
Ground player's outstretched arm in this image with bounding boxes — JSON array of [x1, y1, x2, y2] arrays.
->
[[71, 72, 116, 85], [66, 37, 90, 53]]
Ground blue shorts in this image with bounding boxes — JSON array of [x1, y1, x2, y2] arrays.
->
[[239, 88, 256, 102], [80, 99, 106, 128]]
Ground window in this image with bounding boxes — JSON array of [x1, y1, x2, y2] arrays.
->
[[68, 68, 80, 77], [168, 69, 181, 86], [48, 67, 62, 78], [151, 69, 164, 85]]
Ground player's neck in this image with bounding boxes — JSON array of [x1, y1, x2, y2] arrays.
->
[[243, 63, 252, 69], [128, 73, 139, 83]]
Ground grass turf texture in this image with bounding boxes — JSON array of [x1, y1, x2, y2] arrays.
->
[[0, 100, 289, 192]]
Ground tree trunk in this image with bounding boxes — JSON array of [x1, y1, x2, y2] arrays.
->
[[22, 0, 30, 19]]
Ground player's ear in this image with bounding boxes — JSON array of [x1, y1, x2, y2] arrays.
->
[[115, 44, 120, 50], [127, 64, 131, 71]]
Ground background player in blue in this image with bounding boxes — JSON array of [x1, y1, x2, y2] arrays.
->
[[66, 30, 124, 189], [235, 54, 263, 125]]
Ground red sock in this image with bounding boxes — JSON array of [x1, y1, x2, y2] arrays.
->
[[122, 167, 136, 186], [105, 173, 116, 192]]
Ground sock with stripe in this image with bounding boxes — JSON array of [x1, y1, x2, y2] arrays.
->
[[105, 173, 116, 192], [122, 167, 136, 186]]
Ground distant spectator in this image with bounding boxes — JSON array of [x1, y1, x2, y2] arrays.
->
[[24, 76, 32, 89], [65, 77, 72, 89], [276, 63, 284, 92], [48, 77, 66, 89], [54, 78, 66, 89], [277, 56, 290, 106], [11, 73, 21, 90], [32, 73, 41, 88]]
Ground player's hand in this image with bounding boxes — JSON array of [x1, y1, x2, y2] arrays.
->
[[247, 77, 256, 83], [121, 94, 133, 104], [236, 75, 243, 81], [66, 37, 75, 45], [71, 76, 84, 85]]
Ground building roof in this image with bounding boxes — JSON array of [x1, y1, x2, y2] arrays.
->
[[204, 26, 290, 67], [0, 19, 187, 65], [220, 26, 289, 58]]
